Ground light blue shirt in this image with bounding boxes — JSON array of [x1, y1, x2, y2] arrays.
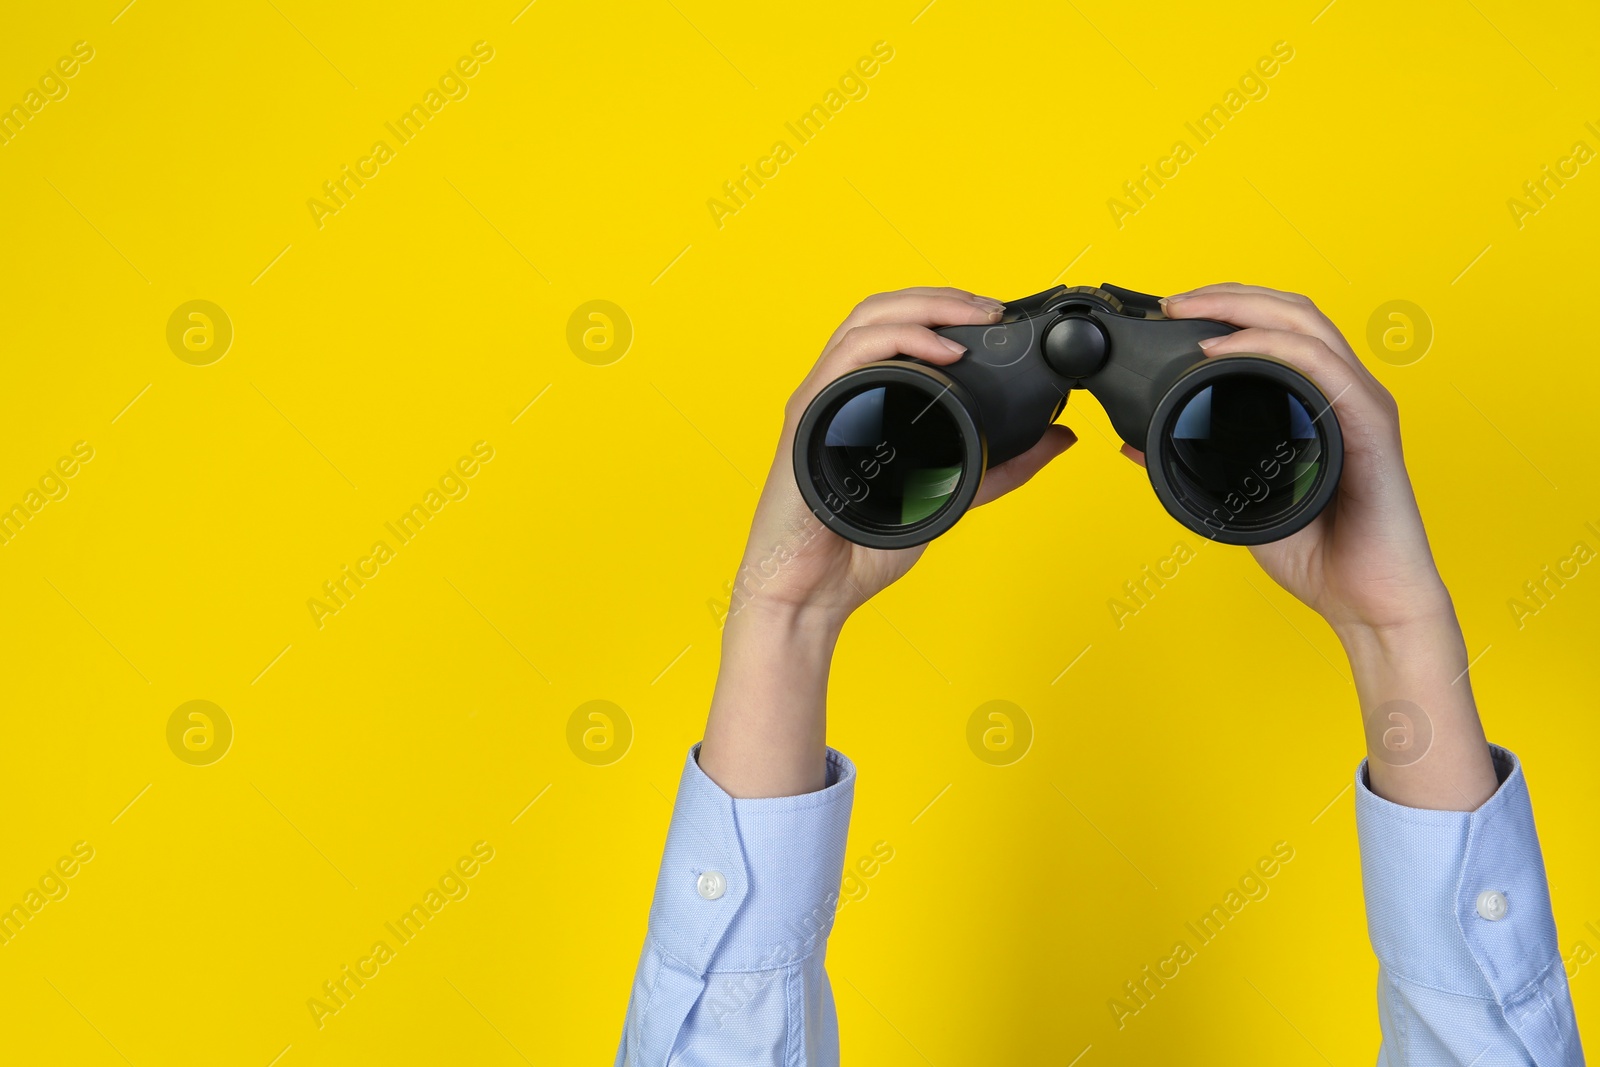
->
[[617, 743, 1583, 1065]]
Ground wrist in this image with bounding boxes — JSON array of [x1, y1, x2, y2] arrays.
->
[[1331, 595, 1462, 668], [1324, 573, 1457, 652], [703, 586, 842, 799], [723, 595, 847, 657], [1334, 603, 1498, 812]]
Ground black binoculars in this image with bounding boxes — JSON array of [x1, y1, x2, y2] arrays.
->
[[793, 283, 1343, 548]]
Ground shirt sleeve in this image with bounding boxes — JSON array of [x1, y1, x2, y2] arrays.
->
[[1355, 743, 1584, 1066], [616, 742, 855, 1067]]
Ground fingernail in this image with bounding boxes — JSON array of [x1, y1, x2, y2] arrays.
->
[[972, 298, 1005, 313], [1196, 335, 1221, 350], [982, 308, 1003, 322], [938, 336, 967, 355]]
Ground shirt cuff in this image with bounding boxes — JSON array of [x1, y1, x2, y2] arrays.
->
[[646, 743, 856, 975], [1355, 743, 1563, 1007]]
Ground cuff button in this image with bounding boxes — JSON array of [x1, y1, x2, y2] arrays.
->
[[696, 870, 727, 901], [1475, 889, 1509, 921]]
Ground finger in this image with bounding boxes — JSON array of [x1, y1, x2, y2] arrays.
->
[[816, 322, 969, 380], [824, 289, 1004, 351], [872, 285, 984, 300], [972, 424, 1077, 507], [1199, 327, 1363, 404], [852, 285, 1000, 309], [1195, 328, 1397, 455], [1164, 288, 1335, 341], [1165, 282, 1313, 307], [784, 322, 980, 445], [1120, 443, 1146, 469], [1163, 289, 1366, 377]]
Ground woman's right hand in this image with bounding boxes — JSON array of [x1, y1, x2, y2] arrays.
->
[[727, 286, 1078, 633], [1155, 283, 1455, 641], [1154, 283, 1496, 809]]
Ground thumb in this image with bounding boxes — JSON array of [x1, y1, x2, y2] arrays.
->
[[972, 424, 1076, 507]]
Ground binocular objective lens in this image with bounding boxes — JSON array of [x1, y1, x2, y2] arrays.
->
[[1163, 375, 1325, 534], [817, 382, 967, 530]]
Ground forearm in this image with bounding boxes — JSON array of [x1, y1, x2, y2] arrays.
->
[[1333, 595, 1498, 811], [620, 602, 855, 1062], [1338, 592, 1583, 1063], [699, 602, 845, 798], [620, 713, 857, 1064]]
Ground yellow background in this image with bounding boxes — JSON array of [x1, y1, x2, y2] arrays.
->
[[2, 1, 1597, 1063]]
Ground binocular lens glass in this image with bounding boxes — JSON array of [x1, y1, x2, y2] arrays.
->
[[1163, 375, 1325, 534], [817, 383, 966, 530]]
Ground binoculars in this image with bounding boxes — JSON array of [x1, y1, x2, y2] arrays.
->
[[793, 283, 1343, 548]]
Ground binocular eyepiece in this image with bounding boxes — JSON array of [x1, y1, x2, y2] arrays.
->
[[793, 283, 1343, 548]]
